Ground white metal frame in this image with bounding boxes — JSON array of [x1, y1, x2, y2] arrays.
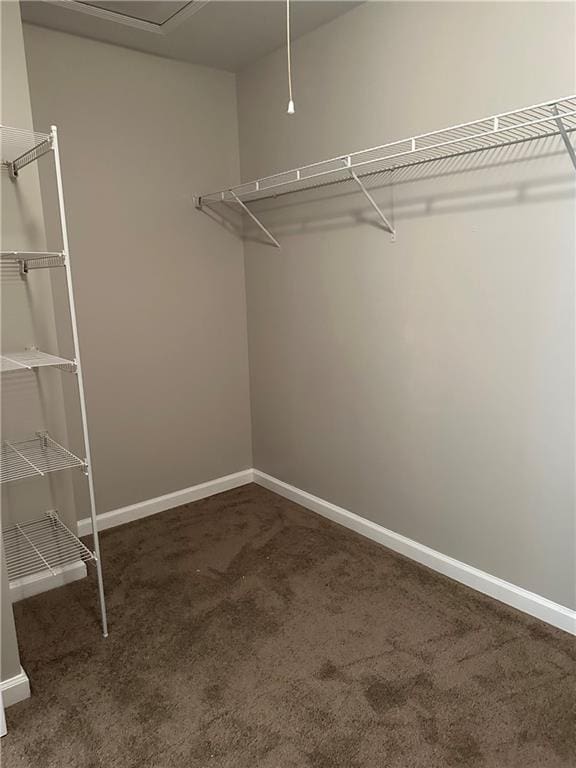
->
[[195, 94, 576, 246], [1, 124, 108, 637]]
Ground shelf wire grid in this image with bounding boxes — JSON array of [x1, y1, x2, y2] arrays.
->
[[0, 434, 85, 484], [0, 124, 52, 174], [2, 512, 95, 582], [0, 350, 75, 373], [0, 252, 66, 271], [199, 96, 576, 206]]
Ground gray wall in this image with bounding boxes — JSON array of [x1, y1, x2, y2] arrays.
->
[[237, 1, 575, 608], [23, 24, 253, 518]]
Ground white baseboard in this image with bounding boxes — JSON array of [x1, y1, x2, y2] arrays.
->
[[1, 668, 30, 708], [10, 561, 87, 603], [77, 469, 255, 537], [73, 465, 574, 635], [253, 470, 576, 636]]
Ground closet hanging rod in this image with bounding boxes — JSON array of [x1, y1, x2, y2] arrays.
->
[[196, 94, 576, 210]]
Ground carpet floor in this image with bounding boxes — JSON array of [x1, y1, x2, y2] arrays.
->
[[3, 484, 575, 767]]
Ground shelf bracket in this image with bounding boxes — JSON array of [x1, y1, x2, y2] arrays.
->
[[349, 170, 396, 238], [229, 190, 281, 248], [553, 105, 576, 172]]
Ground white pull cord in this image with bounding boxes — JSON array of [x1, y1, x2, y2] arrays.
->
[[286, 0, 295, 114]]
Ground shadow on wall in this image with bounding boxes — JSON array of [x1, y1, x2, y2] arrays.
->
[[198, 137, 576, 246]]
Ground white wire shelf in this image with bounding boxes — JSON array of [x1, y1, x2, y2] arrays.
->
[[0, 251, 66, 272], [197, 95, 576, 209], [1, 350, 75, 373], [1, 125, 53, 178], [3, 512, 95, 582], [0, 433, 86, 485]]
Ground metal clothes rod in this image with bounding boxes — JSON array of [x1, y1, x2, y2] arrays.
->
[[195, 94, 576, 246]]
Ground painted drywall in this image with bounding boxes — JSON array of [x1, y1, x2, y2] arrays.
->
[[237, 2, 576, 608], [23, 24, 253, 518]]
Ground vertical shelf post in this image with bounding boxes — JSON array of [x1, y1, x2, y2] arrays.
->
[[51, 125, 108, 638]]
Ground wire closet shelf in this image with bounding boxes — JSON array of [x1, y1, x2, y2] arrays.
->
[[0, 125, 52, 178], [198, 95, 576, 205], [195, 95, 576, 245], [0, 433, 85, 484], [1, 350, 75, 373], [3, 512, 95, 582], [0, 251, 66, 272]]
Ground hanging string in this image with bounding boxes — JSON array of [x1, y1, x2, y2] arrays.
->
[[286, 0, 295, 114]]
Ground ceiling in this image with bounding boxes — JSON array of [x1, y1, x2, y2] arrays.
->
[[20, 0, 362, 72], [81, 2, 194, 25]]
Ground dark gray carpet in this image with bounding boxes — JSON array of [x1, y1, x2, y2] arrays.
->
[[3, 484, 575, 767]]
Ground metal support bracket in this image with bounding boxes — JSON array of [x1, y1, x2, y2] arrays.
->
[[553, 105, 576, 172], [348, 169, 396, 239], [229, 190, 281, 248]]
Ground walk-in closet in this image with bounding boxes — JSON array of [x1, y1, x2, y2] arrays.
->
[[1, 2, 575, 766]]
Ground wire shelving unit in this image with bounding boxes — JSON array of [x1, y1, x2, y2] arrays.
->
[[195, 95, 576, 246], [3, 512, 95, 583], [1, 123, 108, 637]]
